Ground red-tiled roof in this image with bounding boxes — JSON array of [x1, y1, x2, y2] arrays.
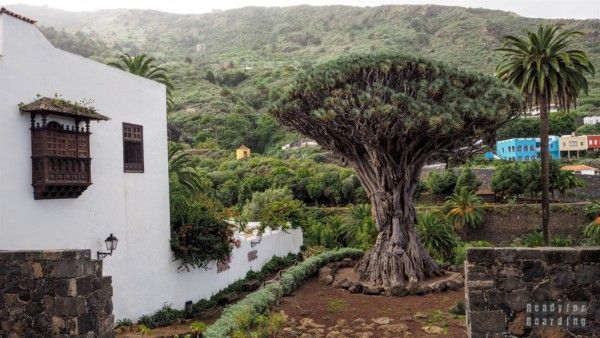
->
[[561, 165, 598, 172], [0, 7, 37, 24]]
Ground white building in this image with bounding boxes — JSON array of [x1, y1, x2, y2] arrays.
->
[[281, 138, 319, 150], [0, 8, 302, 320], [583, 116, 600, 125]]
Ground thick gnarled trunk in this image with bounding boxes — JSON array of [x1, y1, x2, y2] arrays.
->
[[352, 156, 442, 287]]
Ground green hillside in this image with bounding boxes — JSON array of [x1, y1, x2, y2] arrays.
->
[[8, 4, 600, 152]]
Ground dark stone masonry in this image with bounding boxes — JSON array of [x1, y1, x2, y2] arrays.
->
[[0, 250, 114, 338], [465, 247, 599, 338]]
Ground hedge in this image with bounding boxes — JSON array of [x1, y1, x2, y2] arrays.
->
[[204, 248, 364, 337]]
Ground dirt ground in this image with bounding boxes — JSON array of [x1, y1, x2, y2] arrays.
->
[[275, 276, 467, 338]]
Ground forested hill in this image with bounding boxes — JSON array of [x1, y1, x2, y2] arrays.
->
[[8, 4, 600, 152]]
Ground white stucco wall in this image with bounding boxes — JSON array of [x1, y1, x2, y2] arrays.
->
[[0, 14, 303, 320]]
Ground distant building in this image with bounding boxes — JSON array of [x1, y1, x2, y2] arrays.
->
[[587, 135, 600, 152], [561, 165, 599, 176], [281, 138, 318, 150], [496, 136, 560, 161], [560, 134, 587, 158], [583, 116, 600, 125], [236, 144, 251, 159]]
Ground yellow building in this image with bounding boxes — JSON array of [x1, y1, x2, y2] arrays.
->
[[236, 145, 251, 160], [559, 134, 587, 158]]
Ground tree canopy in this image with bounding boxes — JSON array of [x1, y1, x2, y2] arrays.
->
[[273, 53, 523, 166]]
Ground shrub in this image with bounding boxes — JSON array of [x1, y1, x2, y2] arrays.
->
[[231, 311, 287, 338], [550, 235, 574, 247], [241, 187, 294, 221], [452, 240, 494, 266], [455, 166, 481, 193], [448, 301, 465, 316], [170, 194, 233, 271], [341, 204, 378, 250], [116, 318, 133, 328], [416, 211, 458, 263], [583, 217, 600, 245], [585, 201, 600, 221], [204, 248, 363, 337], [516, 230, 545, 247], [426, 170, 457, 196], [190, 321, 208, 337], [138, 304, 183, 329]]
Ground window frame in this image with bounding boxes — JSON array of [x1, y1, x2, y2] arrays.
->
[[122, 122, 144, 173]]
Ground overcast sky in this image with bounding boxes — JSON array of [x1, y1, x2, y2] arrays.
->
[[2, 0, 599, 19]]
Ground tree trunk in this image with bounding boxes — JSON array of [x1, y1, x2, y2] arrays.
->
[[352, 157, 442, 286], [539, 96, 551, 246]]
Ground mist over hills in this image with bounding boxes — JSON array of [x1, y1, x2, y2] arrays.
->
[[6, 4, 600, 150]]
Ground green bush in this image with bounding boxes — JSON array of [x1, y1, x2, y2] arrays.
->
[[585, 201, 600, 221], [455, 166, 481, 193], [583, 218, 600, 245], [204, 248, 363, 338], [452, 240, 494, 266], [426, 170, 457, 196], [138, 304, 183, 329], [515, 230, 545, 247], [550, 235, 574, 247], [170, 193, 234, 271], [416, 211, 458, 263]]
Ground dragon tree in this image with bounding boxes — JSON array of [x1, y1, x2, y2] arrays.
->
[[273, 54, 522, 286]]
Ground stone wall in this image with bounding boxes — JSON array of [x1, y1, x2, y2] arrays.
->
[[465, 247, 599, 337], [466, 204, 588, 245], [0, 250, 113, 337]]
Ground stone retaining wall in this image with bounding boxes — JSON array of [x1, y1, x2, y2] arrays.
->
[[0, 250, 113, 337], [465, 247, 599, 337]]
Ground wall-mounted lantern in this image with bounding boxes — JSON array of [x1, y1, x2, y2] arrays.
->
[[97, 233, 118, 260]]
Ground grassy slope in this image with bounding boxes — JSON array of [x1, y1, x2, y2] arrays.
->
[[8, 4, 600, 149]]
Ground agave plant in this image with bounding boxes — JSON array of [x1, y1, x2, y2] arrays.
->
[[445, 188, 484, 236], [416, 211, 458, 262]]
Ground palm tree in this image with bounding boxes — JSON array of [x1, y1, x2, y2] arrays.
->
[[496, 24, 595, 245], [108, 54, 175, 109], [445, 188, 484, 237], [168, 143, 202, 195]]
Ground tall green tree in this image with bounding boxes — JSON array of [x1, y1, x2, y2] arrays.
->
[[273, 53, 522, 286], [108, 54, 175, 109], [496, 24, 595, 244]]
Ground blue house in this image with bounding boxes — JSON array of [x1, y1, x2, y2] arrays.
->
[[496, 136, 560, 161]]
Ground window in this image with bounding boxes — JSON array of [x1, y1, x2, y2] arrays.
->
[[123, 123, 144, 173], [517, 145, 522, 152]]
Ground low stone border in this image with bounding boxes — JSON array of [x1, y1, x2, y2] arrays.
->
[[319, 260, 464, 296]]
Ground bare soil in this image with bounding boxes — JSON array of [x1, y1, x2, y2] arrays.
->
[[275, 276, 467, 337]]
